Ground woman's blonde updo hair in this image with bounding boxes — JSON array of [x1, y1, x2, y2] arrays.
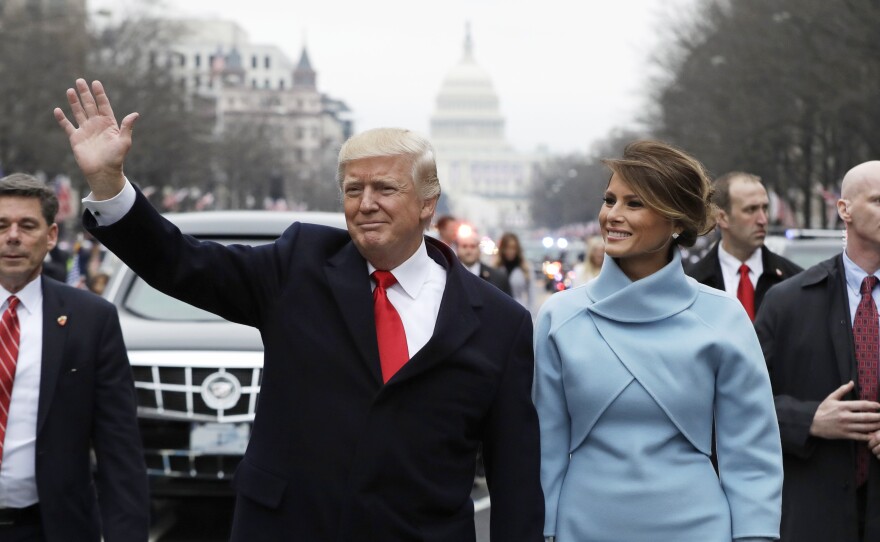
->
[[601, 140, 715, 248]]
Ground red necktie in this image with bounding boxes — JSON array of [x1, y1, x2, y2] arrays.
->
[[737, 264, 755, 321], [372, 271, 409, 383], [855, 276, 879, 486], [0, 296, 21, 467]]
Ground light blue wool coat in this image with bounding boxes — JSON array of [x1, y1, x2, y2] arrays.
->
[[533, 251, 782, 542]]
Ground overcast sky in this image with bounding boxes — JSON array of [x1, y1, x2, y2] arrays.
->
[[90, 0, 698, 155]]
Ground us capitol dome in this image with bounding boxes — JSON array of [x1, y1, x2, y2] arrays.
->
[[430, 25, 533, 233]]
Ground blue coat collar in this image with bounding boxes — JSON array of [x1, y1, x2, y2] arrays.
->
[[586, 250, 699, 322]]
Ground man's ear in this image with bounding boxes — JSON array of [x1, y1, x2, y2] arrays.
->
[[420, 196, 438, 222], [716, 208, 730, 230], [837, 199, 851, 223], [47, 223, 59, 251]]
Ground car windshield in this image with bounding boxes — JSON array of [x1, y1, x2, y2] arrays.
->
[[124, 278, 224, 322], [118, 235, 275, 323], [782, 241, 843, 269]]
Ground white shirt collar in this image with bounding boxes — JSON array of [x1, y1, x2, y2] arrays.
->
[[366, 240, 431, 300], [0, 276, 42, 315], [718, 242, 763, 277]]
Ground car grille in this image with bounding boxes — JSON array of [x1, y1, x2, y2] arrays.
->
[[129, 351, 262, 423], [128, 351, 263, 480]]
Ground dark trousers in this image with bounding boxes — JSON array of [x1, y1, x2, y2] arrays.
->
[[858, 482, 867, 540], [0, 523, 44, 541], [0, 504, 44, 542]]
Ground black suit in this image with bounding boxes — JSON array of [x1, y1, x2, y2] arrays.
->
[[476, 263, 512, 296], [29, 277, 148, 541], [755, 255, 880, 541], [85, 190, 544, 541], [686, 243, 802, 312]]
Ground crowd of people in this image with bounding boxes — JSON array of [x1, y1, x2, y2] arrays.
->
[[0, 75, 877, 542]]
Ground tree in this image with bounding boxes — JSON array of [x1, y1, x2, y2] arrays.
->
[[648, 0, 880, 227], [530, 129, 648, 229], [0, 1, 89, 177], [86, 14, 214, 196]]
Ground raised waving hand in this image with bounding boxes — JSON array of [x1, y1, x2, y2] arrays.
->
[[54, 79, 138, 200]]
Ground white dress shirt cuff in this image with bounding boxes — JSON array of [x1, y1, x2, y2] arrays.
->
[[81, 178, 136, 226]]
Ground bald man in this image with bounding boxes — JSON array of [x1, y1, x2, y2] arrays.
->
[[755, 161, 880, 541]]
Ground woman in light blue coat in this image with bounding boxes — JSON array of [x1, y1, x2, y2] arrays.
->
[[533, 141, 783, 542]]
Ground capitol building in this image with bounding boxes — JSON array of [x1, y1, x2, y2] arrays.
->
[[430, 27, 534, 234]]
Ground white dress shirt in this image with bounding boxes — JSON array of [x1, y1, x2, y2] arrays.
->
[[0, 279, 43, 508], [84, 179, 448, 358], [81, 180, 137, 227], [368, 242, 446, 359], [717, 243, 763, 297]]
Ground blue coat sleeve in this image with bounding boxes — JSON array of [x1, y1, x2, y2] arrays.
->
[[714, 309, 783, 540], [532, 301, 571, 538]]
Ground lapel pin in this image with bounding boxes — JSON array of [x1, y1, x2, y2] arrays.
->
[[775, 268, 783, 277], [57, 315, 68, 327]]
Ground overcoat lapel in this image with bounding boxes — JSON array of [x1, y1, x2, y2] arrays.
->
[[324, 242, 383, 386], [826, 257, 857, 391], [37, 278, 68, 433], [323, 237, 480, 387], [390, 260, 480, 385]]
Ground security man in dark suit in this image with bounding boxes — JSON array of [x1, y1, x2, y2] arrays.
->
[[456, 229, 512, 296], [0, 173, 148, 541], [686, 172, 801, 318], [55, 79, 543, 541], [756, 161, 880, 541]]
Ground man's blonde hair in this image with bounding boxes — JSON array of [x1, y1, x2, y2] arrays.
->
[[336, 128, 440, 201]]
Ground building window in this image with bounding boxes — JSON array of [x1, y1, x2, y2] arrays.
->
[[265, 56, 271, 69], [195, 54, 201, 68], [252, 55, 258, 69], [265, 79, 271, 89], [279, 79, 285, 90], [194, 75, 201, 88], [252, 79, 258, 88]]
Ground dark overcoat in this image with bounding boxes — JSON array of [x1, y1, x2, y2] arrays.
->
[[85, 189, 544, 542], [756, 254, 880, 542]]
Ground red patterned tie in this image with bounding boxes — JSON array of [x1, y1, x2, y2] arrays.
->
[[855, 276, 879, 486], [737, 264, 755, 321], [372, 271, 409, 383], [0, 296, 21, 467]]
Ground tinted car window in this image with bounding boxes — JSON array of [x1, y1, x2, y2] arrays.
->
[[124, 279, 222, 322]]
